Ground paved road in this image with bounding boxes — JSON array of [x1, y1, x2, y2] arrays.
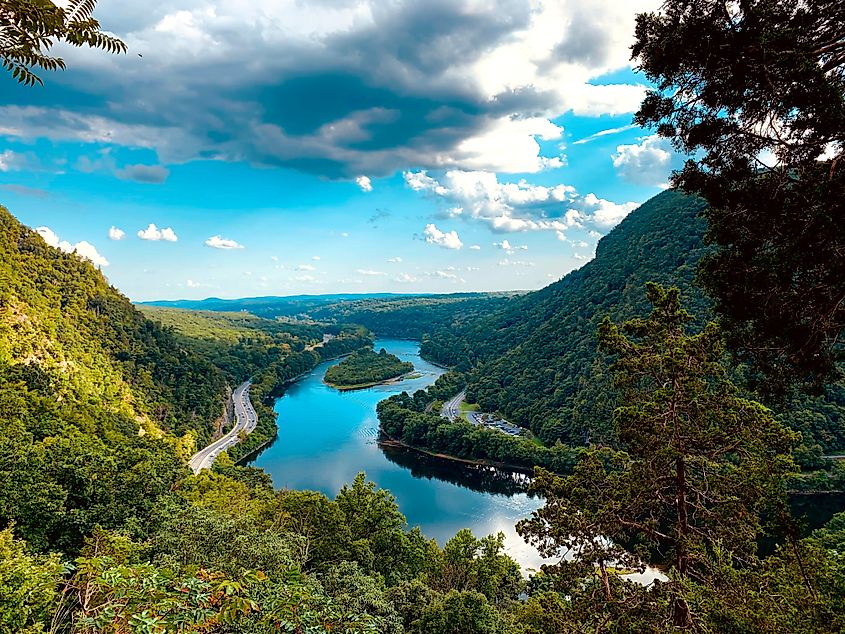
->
[[189, 380, 257, 474], [441, 389, 466, 422]]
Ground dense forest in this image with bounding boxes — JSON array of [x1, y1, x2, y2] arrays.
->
[[325, 347, 414, 389], [0, 206, 534, 632], [387, 191, 845, 470], [3, 0, 845, 630], [138, 306, 324, 383], [309, 294, 516, 340]]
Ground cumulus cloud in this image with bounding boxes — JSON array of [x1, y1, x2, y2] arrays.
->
[[312, 255, 321, 261], [108, 226, 126, 240], [387, 256, 402, 263], [295, 264, 316, 271], [423, 223, 463, 250], [137, 223, 178, 241], [0, 1, 661, 179], [494, 239, 528, 254], [393, 272, 417, 283], [612, 135, 681, 187], [469, 244, 481, 250], [205, 235, 245, 250], [355, 176, 373, 192], [406, 169, 639, 233], [36, 226, 109, 267], [116, 163, 170, 184]]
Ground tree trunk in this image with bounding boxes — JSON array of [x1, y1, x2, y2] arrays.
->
[[674, 455, 693, 628]]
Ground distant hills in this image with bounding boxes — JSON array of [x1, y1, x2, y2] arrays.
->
[[139, 292, 511, 319]]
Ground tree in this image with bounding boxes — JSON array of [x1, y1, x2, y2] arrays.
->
[[0, 528, 62, 633], [633, 0, 845, 389], [1, 0, 125, 86], [519, 284, 797, 629]]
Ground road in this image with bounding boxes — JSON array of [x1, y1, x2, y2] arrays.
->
[[189, 380, 257, 474], [441, 389, 466, 422]]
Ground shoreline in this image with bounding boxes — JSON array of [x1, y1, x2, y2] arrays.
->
[[378, 436, 536, 476], [324, 370, 419, 392]]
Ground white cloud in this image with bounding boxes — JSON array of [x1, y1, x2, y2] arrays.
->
[[612, 135, 680, 187], [393, 273, 418, 283], [494, 239, 528, 254], [137, 223, 178, 242], [356, 269, 386, 276], [355, 176, 373, 192], [406, 169, 638, 233], [35, 226, 109, 267], [0, 149, 26, 172], [387, 256, 402, 263], [36, 226, 60, 248], [423, 223, 463, 250], [0, 1, 666, 179], [295, 264, 316, 271], [340, 232, 349, 238], [108, 226, 125, 240], [573, 124, 638, 145], [579, 193, 639, 228], [186, 278, 212, 288], [205, 235, 245, 250], [312, 255, 321, 261], [294, 274, 316, 282], [469, 244, 481, 250]]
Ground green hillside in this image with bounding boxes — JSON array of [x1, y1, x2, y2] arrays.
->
[[418, 190, 711, 444], [0, 207, 227, 443], [138, 305, 324, 383], [417, 191, 844, 456], [0, 206, 231, 552]]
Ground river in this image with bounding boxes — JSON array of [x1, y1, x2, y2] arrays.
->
[[248, 338, 548, 569]]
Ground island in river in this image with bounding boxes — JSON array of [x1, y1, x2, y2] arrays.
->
[[324, 346, 414, 390]]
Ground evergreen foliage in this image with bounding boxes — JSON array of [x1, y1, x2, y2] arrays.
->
[[633, 0, 845, 387]]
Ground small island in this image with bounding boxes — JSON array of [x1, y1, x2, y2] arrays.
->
[[325, 347, 414, 390]]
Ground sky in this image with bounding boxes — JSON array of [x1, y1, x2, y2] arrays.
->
[[0, 0, 684, 301]]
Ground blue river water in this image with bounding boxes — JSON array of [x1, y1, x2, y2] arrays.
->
[[249, 338, 546, 568]]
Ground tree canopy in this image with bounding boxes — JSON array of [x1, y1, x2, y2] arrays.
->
[[1, 0, 125, 85], [633, 0, 845, 388]]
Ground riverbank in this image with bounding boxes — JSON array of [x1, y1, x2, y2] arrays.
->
[[325, 370, 421, 391], [378, 436, 536, 476]]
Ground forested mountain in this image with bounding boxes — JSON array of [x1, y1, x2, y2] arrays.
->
[[0, 206, 227, 443], [142, 293, 420, 317], [418, 191, 711, 445], [138, 305, 324, 383], [417, 191, 844, 457], [0, 205, 228, 553], [309, 293, 519, 339]]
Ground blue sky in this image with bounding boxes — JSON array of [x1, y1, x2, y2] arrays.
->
[[0, 0, 680, 301]]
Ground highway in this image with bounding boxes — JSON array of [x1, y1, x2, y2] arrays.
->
[[189, 380, 257, 474], [441, 389, 466, 421]]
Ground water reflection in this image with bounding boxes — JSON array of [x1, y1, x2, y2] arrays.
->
[[380, 443, 534, 497], [249, 339, 545, 568]]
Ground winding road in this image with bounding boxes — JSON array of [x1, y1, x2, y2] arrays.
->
[[189, 380, 257, 474]]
